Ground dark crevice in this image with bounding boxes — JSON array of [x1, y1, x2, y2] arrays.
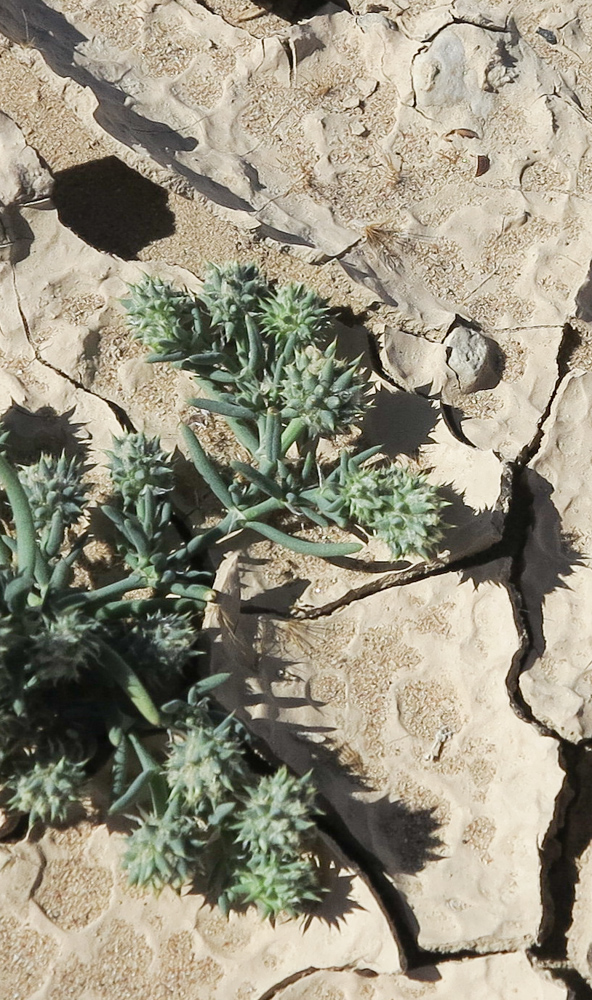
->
[[531, 744, 592, 970], [540, 965, 592, 1000], [513, 322, 576, 468]]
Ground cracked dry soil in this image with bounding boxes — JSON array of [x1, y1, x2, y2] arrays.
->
[[2, 1, 592, 997]]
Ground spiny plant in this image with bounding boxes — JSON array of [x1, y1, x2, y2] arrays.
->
[[0, 428, 323, 919], [0, 428, 214, 833], [123, 263, 447, 562], [120, 682, 323, 917]]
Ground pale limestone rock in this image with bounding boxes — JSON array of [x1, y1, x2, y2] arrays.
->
[[519, 371, 592, 741], [381, 322, 563, 461], [4, 2, 592, 342], [205, 556, 563, 953], [271, 954, 568, 999], [0, 109, 52, 205], [444, 326, 497, 393], [0, 822, 402, 997], [381, 328, 447, 394], [440, 325, 563, 460]]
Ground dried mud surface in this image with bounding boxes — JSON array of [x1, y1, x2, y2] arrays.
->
[[1, 0, 592, 997]]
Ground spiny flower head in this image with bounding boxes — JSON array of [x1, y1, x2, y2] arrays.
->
[[165, 717, 245, 817], [341, 464, 447, 560], [233, 767, 318, 857], [26, 611, 98, 686], [122, 806, 200, 893], [279, 343, 370, 437], [224, 854, 322, 919], [200, 263, 268, 342], [107, 432, 174, 504], [18, 451, 90, 532], [258, 282, 330, 345], [7, 754, 86, 826], [123, 276, 208, 358], [119, 612, 196, 679]]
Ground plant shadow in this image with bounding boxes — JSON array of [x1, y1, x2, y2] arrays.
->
[[205, 603, 445, 932]]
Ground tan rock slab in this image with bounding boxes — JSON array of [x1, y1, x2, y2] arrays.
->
[[269, 953, 568, 999], [206, 556, 563, 953], [519, 370, 592, 741], [0, 820, 402, 1000], [4, 2, 592, 340], [381, 323, 564, 462]]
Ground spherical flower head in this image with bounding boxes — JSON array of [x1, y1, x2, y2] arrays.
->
[[233, 767, 317, 857], [7, 755, 86, 826], [279, 343, 370, 437], [121, 612, 195, 678], [18, 451, 90, 532], [165, 720, 245, 817], [200, 262, 268, 339], [226, 855, 322, 919], [107, 432, 174, 504], [258, 282, 330, 345], [342, 464, 447, 560], [26, 611, 97, 686], [122, 808, 198, 893], [123, 276, 207, 357]]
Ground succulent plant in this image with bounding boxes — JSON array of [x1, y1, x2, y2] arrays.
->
[[279, 342, 370, 438], [18, 451, 90, 533], [122, 802, 202, 893], [0, 425, 213, 837], [222, 768, 323, 918], [124, 262, 448, 565], [165, 714, 246, 817], [232, 767, 317, 857], [107, 432, 174, 505], [200, 262, 269, 345], [0, 414, 325, 919], [122, 276, 208, 360], [117, 612, 196, 682], [6, 754, 87, 826], [340, 463, 447, 560], [25, 611, 98, 686], [222, 854, 322, 919], [258, 281, 329, 345]]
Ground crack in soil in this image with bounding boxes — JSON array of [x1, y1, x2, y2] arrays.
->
[[10, 264, 136, 433], [255, 966, 352, 1000]]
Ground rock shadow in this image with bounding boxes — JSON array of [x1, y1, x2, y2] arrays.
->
[[53, 156, 175, 259], [517, 468, 586, 666], [0, 203, 36, 266], [575, 257, 592, 322], [251, 0, 351, 22], [0, 1, 260, 215], [364, 388, 439, 458]]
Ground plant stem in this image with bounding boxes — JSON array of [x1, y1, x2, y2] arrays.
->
[[57, 574, 145, 611], [0, 453, 38, 579], [281, 418, 307, 454], [192, 377, 259, 454]]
